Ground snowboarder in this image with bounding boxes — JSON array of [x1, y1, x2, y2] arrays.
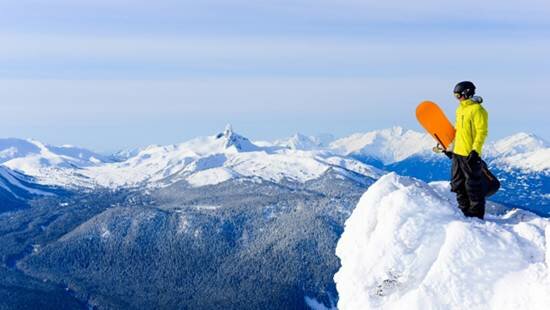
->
[[449, 81, 488, 219]]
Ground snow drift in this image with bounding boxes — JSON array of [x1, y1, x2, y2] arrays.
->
[[335, 173, 550, 310]]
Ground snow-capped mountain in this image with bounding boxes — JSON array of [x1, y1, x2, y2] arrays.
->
[[104, 126, 381, 187], [325, 129, 548, 208], [486, 132, 547, 157], [328, 128, 549, 175], [485, 133, 549, 173], [335, 173, 550, 309], [0, 127, 547, 208], [13, 126, 381, 189], [111, 147, 145, 162], [274, 133, 334, 150], [0, 138, 112, 175], [338, 130, 549, 209], [329, 127, 435, 165]]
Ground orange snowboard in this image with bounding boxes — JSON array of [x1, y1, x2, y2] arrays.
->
[[416, 101, 455, 149]]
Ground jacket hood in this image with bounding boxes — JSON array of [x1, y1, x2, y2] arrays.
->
[[460, 96, 483, 106]]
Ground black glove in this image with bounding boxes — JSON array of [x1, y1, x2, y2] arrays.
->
[[443, 150, 453, 159], [467, 151, 482, 171], [467, 151, 481, 167]]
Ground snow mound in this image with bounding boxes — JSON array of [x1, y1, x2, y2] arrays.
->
[[335, 173, 550, 310]]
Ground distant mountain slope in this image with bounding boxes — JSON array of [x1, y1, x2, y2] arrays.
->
[[0, 166, 56, 212], [15, 171, 371, 309], [485, 133, 549, 173], [273, 133, 334, 151], [329, 127, 435, 165], [331, 129, 549, 209], [0, 138, 112, 174]]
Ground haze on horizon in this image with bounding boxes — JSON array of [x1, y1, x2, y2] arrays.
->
[[1, 0, 549, 152]]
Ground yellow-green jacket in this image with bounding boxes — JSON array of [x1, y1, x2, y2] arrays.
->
[[453, 98, 488, 156]]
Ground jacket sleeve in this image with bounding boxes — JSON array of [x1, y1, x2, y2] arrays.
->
[[472, 106, 488, 155]]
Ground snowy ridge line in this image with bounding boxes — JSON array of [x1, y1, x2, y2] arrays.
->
[[328, 127, 435, 165], [335, 173, 550, 310], [0, 127, 382, 189], [0, 127, 548, 189]]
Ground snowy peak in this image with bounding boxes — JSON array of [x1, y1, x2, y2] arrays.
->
[[0, 138, 114, 187], [335, 173, 550, 309], [329, 127, 434, 164], [216, 124, 259, 152], [45, 124, 381, 189], [486, 133, 550, 173], [486, 132, 547, 157], [1, 127, 548, 190], [111, 147, 144, 162], [274, 133, 328, 150], [0, 138, 111, 168], [329, 128, 549, 174]]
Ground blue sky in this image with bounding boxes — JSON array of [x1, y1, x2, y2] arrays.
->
[[1, 0, 549, 152]]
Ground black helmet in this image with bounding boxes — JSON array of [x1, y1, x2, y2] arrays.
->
[[453, 81, 476, 98]]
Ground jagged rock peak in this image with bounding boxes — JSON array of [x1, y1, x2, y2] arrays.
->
[[216, 124, 258, 152]]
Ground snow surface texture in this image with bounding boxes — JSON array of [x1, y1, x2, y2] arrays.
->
[[335, 173, 550, 310]]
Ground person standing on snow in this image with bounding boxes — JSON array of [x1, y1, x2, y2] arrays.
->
[[449, 81, 488, 219]]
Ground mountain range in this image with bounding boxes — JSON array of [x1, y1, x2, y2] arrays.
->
[[1, 125, 547, 212]]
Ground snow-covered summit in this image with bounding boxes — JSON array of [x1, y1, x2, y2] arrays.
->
[[486, 132, 547, 157], [0, 138, 112, 175], [217, 124, 259, 152], [92, 125, 382, 187], [328, 128, 549, 174], [274, 133, 329, 150], [14, 126, 382, 189], [485, 133, 549, 173], [329, 127, 435, 165], [335, 173, 550, 309], [1, 127, 548, 189]]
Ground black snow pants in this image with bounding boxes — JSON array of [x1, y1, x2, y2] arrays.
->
[[451, 153, 485, 219]]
